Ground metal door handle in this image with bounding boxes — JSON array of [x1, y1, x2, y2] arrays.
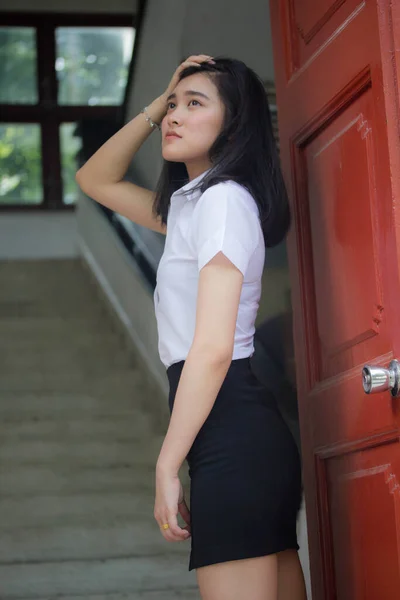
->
[[362, 359, 400, 397]]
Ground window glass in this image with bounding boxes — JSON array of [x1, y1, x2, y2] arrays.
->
[[60, 122, 82, 205], [0, 124, 42, 204], [0, 27, 38, 104], [56, 27, 135, 106]]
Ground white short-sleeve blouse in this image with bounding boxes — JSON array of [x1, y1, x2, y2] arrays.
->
[[153, 169, 266, 368]]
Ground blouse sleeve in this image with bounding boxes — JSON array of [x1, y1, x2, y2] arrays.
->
[[192, 182, 260, 276]]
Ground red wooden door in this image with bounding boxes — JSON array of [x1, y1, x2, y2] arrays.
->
[[269, 1, 400, 598]]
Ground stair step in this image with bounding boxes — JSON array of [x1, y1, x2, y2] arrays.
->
[[0, 257, 90, 275], [0, 324, 118, 339], [2, 333, 124, 351], [0, 439, 164, 467], [0, 521, 190, 564], [2, 417, 154, 441], [0, 493, 156, 529], [0, 371, 143, 393], [0, 316, 115, 331], [0, 586, 199, 600], [0, 305, 110, 320], [0, 326, 116, 343], [1, 408, 157, 423], [0, 259, 187, 600], [0, 555, 196, 598], [1, 361, 136, 376], [1, 349, 134, 371], [0, 465, 156, 496], [0, 393, 148, 413]]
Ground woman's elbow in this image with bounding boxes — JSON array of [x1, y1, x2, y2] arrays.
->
[[75, 168, 93, 196], [75, 168, 85, 189], [190, 341, 233, 365], [75, 168, 86, 188]]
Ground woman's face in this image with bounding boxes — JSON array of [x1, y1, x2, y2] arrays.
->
[[161, 72, 225, 173]]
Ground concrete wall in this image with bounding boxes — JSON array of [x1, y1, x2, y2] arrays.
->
[[0, 213, 79, 260], [126, 0, 275, 175], [182, 0, 275, 80], [77, 195, 169, 400]]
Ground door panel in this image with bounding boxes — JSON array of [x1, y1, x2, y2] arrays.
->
[[306, 85, 388, 381], [270, 0, 400, 597], [284, 0, 363, 72], [328, 442, 400, 599]]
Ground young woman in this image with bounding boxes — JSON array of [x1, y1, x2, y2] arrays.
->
[[76, 54, 307, 600]]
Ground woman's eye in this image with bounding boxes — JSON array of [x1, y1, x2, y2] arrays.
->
[[167, 100, 200, 110]]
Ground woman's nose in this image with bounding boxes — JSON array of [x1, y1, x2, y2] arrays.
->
[[168, 109, 183, 126]]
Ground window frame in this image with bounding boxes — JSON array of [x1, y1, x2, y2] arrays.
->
[[0, 11, 135, 211]]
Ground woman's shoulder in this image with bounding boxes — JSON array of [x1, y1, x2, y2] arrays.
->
[[197, 179, 260, 217]]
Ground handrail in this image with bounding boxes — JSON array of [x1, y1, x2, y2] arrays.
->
[[96, 205, 157, 291]]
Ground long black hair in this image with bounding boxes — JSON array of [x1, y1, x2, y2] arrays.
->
[[152, 57, 290, 248]]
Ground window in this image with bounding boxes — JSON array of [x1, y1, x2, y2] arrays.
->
[[59, 122, 83, 205], [56, 27, 134, 106], [0, 27, 38, 104], [0, 13, 135, 210], [0, 123, 42, 204]]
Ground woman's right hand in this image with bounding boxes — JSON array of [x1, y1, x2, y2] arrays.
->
[[145, 55, 215, 130], [161, 54, 216, 107]]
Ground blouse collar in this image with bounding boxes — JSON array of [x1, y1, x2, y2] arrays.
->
[[171, 167, 212, 201]]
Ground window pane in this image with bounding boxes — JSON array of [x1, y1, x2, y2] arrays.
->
[[56, 27, 135, 106], [0, 27, 38, 104], [0, 124, 42, 204], [60, 123, 82, 205]]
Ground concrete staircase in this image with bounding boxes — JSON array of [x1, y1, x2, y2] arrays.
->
[[0, 259, 198, 600]]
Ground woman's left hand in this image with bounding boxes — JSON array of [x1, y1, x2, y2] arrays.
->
[[154, 468, 191, 542]]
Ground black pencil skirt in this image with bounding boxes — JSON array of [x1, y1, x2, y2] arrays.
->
[[166, 355, 302, 571]]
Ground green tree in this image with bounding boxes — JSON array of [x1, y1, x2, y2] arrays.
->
[[0, 27, 37, 104], [0, 125, 42, 204]]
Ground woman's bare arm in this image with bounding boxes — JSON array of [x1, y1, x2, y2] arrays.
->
[[75, 95, 168, 235], [76, 55, 215, 235], [156, 251, 244, 475], [76, 54, 216, 234]]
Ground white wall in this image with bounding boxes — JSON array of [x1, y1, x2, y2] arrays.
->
[[182, 0, 275, 80], [126, 0, 275, 189], [124, 0, 187, 189], [0, 213, 79, 260]]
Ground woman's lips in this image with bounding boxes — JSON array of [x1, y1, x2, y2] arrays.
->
[[165, 134, 181, 140]]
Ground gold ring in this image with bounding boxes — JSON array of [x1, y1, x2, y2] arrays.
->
[[162, 523, 169, 530]]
